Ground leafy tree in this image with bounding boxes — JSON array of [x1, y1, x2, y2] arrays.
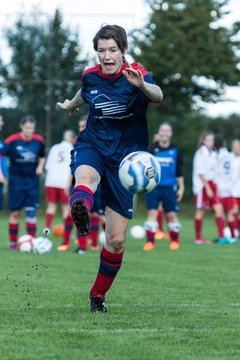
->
[[130, 0, 240, 118], [0, 9, 88, 146]]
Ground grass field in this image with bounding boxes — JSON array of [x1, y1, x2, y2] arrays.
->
[[0, 212, 240, 360]]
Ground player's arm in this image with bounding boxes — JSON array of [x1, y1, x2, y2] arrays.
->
[[122, 62, 163, 103], [57, 89, 85, 115], [36, 157, 46, 175], [176, 148, 184, 202], [0, 160, 5, 184], [177, 177, 184, 202], [199, 174, 214, 198]]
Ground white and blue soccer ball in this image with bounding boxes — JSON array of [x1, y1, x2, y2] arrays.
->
[[119, 151, 161, 194], [32, 237, 52, 255], [17, 234, 34, 253]]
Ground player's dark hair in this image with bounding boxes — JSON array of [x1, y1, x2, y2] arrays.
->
[[93, 25, 128, 53], [20, 114, 36, 125], [198, 130, 213, 148], [214, 133, 224, 151]]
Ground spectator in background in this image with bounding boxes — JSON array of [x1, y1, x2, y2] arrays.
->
[[192, 131, 228, 244], [0, 115, 8, 210], [44, 130, 76, 249], [0, 115, 45, 250]]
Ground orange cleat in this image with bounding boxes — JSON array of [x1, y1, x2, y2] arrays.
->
[[169, 241, 180, 250], [57, 244, 70, 251], [143, 241, 156, 251], [91, 245, 100, 251], [154, 230, 165, 240]]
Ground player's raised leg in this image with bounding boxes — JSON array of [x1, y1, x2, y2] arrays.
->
[[90, 207, 128, 313], [70, 165, 100, 235]]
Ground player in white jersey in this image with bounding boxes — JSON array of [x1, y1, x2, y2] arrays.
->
[[214, 134, 238, 239], [231, 139, 240, 236], [192, 131, 227, 244], [44, 130, 75, 233]]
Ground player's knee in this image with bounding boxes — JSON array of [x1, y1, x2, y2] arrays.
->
[[25, 207, 37, 223], [143, 220, 158, 232], [167, 222, 181, 233], [107, 232, 125, 251]]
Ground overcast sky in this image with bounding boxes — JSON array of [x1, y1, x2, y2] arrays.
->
[[0, 0, 239, 116]]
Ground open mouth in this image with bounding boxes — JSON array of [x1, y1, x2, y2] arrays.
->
[[104, 62, 115, 70]]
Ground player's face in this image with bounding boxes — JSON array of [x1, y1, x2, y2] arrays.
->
[[97, 38, 125, 75], [0, 116, 4, 130], [203, 135, 214, 149], [158, 125, 172, 143], [20, 122, 35, 139]]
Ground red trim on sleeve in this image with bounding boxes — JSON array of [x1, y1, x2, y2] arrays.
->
[[82, 65, 100, 77], [32, 134, 45, 143], [131, 62, 148, 76], [5, 133, 21, 144]]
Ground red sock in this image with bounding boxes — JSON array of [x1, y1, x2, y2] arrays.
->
[[63, 215, 74, 245], [146, 230, 155, 243], [77, 234, 87, 250], [194, 218, 202, 239], [238, 219, 240, 232], [90, 247, 124, 298], [45, 213, 54, 229], [157, 210, 163, 231], [216, 217, 225, 238], [228, 221, 236, 238], [70, 185, 94, 212], [169, 231, 179, 243], [26, 222, 36, 237], [8, 223, 19, 242], [102, 222, 106, 231], [90, 214, 99, 247]]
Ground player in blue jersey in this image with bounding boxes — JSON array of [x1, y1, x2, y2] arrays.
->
[[57, 24, 163, 312], [0, 114, 8, 210], [0, 115, 45, 251], [144, 123, 184, 251]]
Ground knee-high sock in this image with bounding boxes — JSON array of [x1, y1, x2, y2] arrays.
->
[[90, 247, 124, 299], [69, 185, 94, 212], [77, 233, 87, 250], [157, 210, 163, 231], [45, 213, 54, 229], [146, 230, 155, 243], [9, 223, 19, 242], [216, 217, 225, 238], [63, 215, 74, 245], [90, 214, 100, 247], [26, 222, 36, 237], [194, 218, 202, 239]]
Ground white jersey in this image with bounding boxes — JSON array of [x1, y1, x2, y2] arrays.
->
[[192, 145, 217, 194], [215, 147, 232, 198], [231, 154, 240, 198], [45, 140, 73, 188]]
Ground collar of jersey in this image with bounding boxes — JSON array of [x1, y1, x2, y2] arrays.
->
[[97, 63, 127, 79]]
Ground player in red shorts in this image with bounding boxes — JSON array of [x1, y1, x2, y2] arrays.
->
[[192, 131, 229, 244], [231, 139, 240, 237], [214, 134, 238, 241]]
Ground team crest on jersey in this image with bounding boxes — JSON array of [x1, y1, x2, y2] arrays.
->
[[92, 94, 127, 116]]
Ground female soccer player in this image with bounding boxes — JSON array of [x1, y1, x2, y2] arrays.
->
[[57, 24, 163, 312]]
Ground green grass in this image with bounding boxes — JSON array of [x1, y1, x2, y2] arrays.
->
[[0, 213, 240, 359]]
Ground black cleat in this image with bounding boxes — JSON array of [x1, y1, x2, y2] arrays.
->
[[74, 247, 86, 254], [71, 200, 90, 236], [90, 295, 107, 313]]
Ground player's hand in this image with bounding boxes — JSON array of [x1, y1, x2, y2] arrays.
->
[[122, 61, 145, 89], [36, 166, 43, 175], [177, 188, 184, 202], [0, 173, 5, 184], [56, 100, 79, 116], [205, 186, 214, 199]]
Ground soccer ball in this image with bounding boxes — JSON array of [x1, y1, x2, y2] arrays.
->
[[52, 224, 64, 237], [17, 234, 33, 253], [130, 225, 146, 239], [119, 151, 161, 193], [32, 237, 52, 255]]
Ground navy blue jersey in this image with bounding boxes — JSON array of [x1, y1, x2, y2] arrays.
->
[[148, 142, 183, 186], [78, 62, 156, 165], [0, 133, 45, 177], [0, 139, 8, 178]]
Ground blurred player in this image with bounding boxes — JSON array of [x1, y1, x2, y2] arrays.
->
[[44, 130, 75, 249], [0, 115, 45, 250], [57, 24, 163, 312], [0, 114, 8, 210], [231, 139, 240, 236], [144, 122, 184, 251], [214, 134, 238, 240], [192, 131, 228, 244]]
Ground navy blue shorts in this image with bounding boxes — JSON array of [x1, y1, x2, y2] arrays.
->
[[145, 185, 180, 213], [92, 184, 105, 215], [8, 175, 40, 211], [70, 141, 134, 219]]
